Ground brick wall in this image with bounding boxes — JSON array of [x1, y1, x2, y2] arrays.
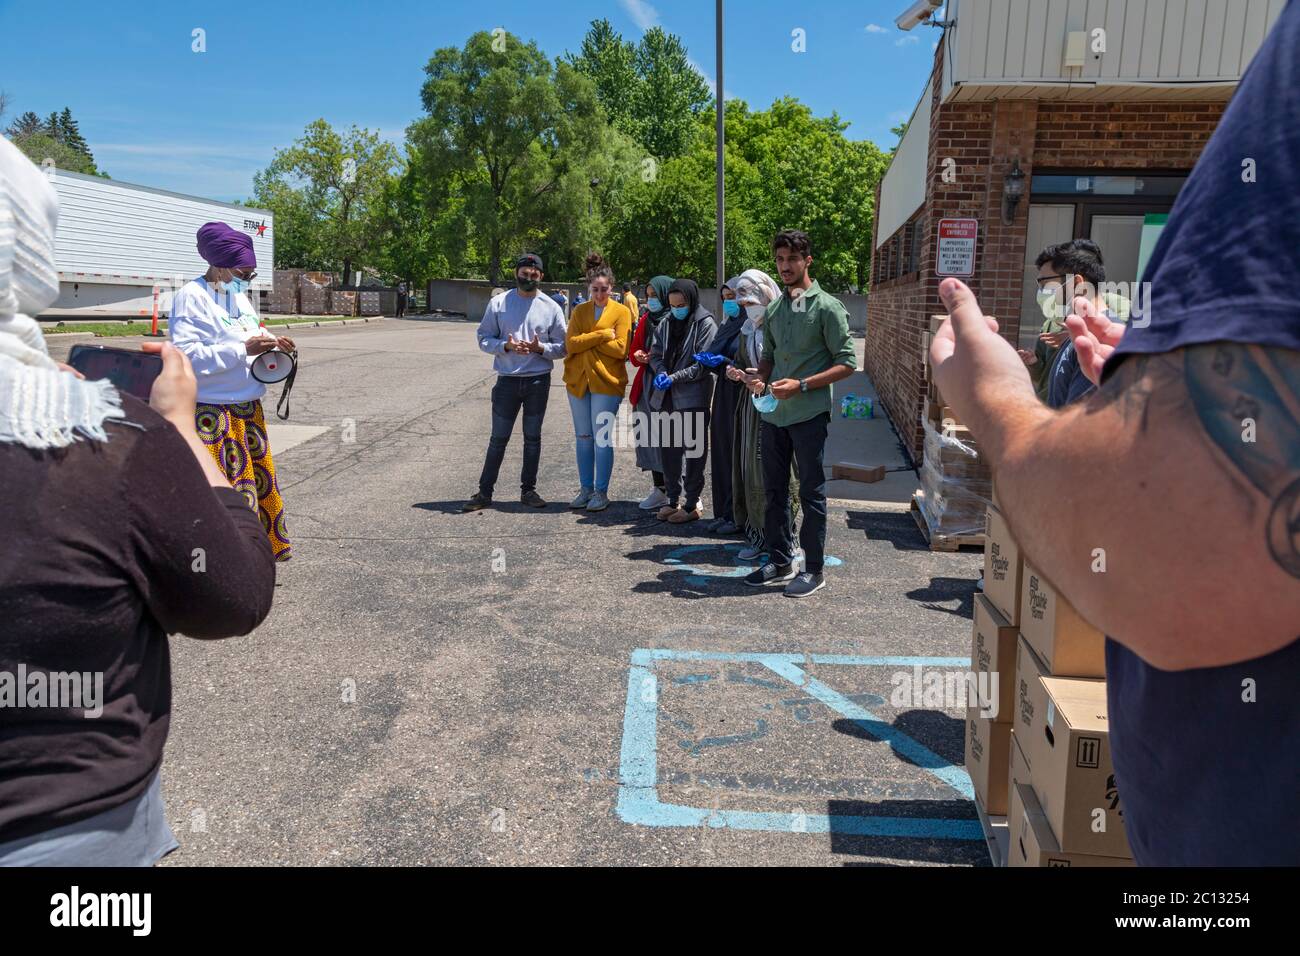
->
[[866, 35, 1225, 462]]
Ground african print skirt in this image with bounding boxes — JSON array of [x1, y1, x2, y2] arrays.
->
[[195, 399, 292, 561]]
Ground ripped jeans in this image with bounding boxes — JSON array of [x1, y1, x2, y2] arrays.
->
[[567, 390, 622, 493]]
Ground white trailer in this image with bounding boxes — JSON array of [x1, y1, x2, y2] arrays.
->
[[44, 169, 273, 318]]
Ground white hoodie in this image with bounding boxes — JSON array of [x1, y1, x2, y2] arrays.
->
[[168, 277, 267, 404]]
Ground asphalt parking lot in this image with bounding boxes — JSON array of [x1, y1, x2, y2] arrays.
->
[[49, 318, 988, 866]]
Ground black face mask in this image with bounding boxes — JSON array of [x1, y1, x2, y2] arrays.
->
[[516, 276, 539, 292]]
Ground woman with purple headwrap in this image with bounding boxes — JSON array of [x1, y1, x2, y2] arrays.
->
[[168, 222, 294, 560]]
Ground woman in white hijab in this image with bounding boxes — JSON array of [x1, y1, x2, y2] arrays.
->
[[0, 139, 275, 865], [724, 269, 802, 564]]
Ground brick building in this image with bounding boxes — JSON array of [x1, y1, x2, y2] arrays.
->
[[866, 0, 1285, 461]]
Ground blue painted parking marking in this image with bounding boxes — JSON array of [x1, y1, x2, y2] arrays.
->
[[616, 649, 981, 839], [662, 543, 843, 587]]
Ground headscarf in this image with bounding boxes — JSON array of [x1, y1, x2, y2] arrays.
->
[[712, 275, 747, 361], [644, 274, 673, 323], [733, 268, 781, 365], [664, 278, 704, 367], [732, 269, 781, 325], [0, 139, 123, 448], [196, 221, 256, 269]]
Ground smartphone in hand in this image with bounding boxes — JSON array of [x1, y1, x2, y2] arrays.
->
[[67, 344, 164, 401]]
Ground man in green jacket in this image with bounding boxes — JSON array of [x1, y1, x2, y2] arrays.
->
[[745, 230, 857, 598]]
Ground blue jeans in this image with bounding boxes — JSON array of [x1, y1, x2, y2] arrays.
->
[[568, 390, 622, 492], [478, 373, 551, 497]]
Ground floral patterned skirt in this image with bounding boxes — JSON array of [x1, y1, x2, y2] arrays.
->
[[195, 399, 292, 561]]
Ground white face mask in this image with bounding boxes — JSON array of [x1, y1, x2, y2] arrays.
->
[[744, 303, 766, 322]]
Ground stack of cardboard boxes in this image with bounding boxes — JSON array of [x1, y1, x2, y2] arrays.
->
[[914, 316, 992, 544], [966, 500, 1134, 866], [264, 269, 303, 315]]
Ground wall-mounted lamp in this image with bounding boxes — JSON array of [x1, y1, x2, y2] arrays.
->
[[1002, 160, 1026, 224]]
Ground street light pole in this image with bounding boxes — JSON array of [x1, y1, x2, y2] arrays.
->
[[715, 0, 724, 291]]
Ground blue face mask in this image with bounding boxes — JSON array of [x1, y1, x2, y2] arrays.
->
[[752, 391, 778, 413], [722, 299, 741, 317], [225, 276, 248, 295], [671, 306, 690, 321], [646, 297, 661, 312]]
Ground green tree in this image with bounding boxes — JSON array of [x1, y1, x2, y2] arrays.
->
[[5, 110, 42, 137], [5, 106, 104, 176], [604, 98, 888, 291], [567, 19, 711, 160], [410, 30, 625, 283], [255, 119, 400, 280]]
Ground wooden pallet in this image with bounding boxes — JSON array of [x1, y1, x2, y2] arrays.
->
[[975, 794, 1009, 868], [910, 495, 986, 552]]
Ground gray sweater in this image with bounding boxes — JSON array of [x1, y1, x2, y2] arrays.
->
[[648, 310, 718, 410], [476, 289, 567, 375]]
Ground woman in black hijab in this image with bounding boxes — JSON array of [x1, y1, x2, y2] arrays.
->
[[647, 278, 718, 523], [631, 274, 675, 509]]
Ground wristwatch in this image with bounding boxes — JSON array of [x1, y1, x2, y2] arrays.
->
[[799, 379, 809, 393]]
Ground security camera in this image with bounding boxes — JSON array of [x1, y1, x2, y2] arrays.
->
[[895, 0, 944, 31]]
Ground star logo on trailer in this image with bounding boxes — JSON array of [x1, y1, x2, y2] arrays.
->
[[243, 218, 268, 237]]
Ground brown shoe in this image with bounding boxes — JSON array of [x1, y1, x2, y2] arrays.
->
[[656, 505, 680, 521], [668, 507, 702, 524]]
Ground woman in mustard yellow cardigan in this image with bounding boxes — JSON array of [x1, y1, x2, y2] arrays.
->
[[564, 252, 633, 511]]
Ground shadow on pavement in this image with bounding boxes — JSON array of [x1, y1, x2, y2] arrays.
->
[[625, 541, 774, 600], [826, 798, 986, 866], [411, 500, 567, 515], [904, 576, 978, 620], [831, 708, 965, 769], [844, 510, 929, 551]]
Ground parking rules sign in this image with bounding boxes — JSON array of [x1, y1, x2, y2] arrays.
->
[[936, 218, 978, 277]]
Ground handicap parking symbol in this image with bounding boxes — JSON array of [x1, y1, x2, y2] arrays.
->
[[616, 649, 982, 839]]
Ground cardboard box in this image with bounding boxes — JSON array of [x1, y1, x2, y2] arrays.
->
[[1020, 562, 1105, 677], [971, 593, 1017, 723], [831, 462, 885, 483], [1029, 674, 1131, 858], [1013, 636, 1051, 779], [983, 508, 1023, 625], [965, 709, 1012, 815], [1008, 783, 1134, 868], [1009, 728, 1030, 792]]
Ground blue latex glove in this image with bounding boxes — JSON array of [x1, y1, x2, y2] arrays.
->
[[693, 352, 728, 368], [653, 372, 672, 391]]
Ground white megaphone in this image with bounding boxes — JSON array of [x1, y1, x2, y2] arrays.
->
[[251, 349, 296, 383]]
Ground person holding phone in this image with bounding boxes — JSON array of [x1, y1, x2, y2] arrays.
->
[[168, 222, 294, 560], [0, 140, 276, 865]]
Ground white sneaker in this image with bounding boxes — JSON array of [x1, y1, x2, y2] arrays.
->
[[586, 491, 610, 511], [570, 488, 594, 508], [639, 488, 669, 510]]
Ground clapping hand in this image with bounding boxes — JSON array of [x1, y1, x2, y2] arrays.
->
[[1064, 296, 1127, 386]]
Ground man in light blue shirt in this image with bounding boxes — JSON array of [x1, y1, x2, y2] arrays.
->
[[463, 253, 568, 511]]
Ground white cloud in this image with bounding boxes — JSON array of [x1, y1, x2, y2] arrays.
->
[[895, 34, 921, 47], [620, 0, 660, 32], [864, 24, 889, 34]]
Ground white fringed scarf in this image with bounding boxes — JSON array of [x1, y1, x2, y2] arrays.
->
[[1, 139, 123, 449]]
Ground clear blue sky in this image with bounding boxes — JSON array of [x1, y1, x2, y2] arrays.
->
[[0, 0, 942, 202]]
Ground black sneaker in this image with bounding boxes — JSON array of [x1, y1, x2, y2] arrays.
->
[[745, 562, 796, 587], [784, 572, 826, 598], [461, 492, 492, 512], [521, 490, 547, 508]]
